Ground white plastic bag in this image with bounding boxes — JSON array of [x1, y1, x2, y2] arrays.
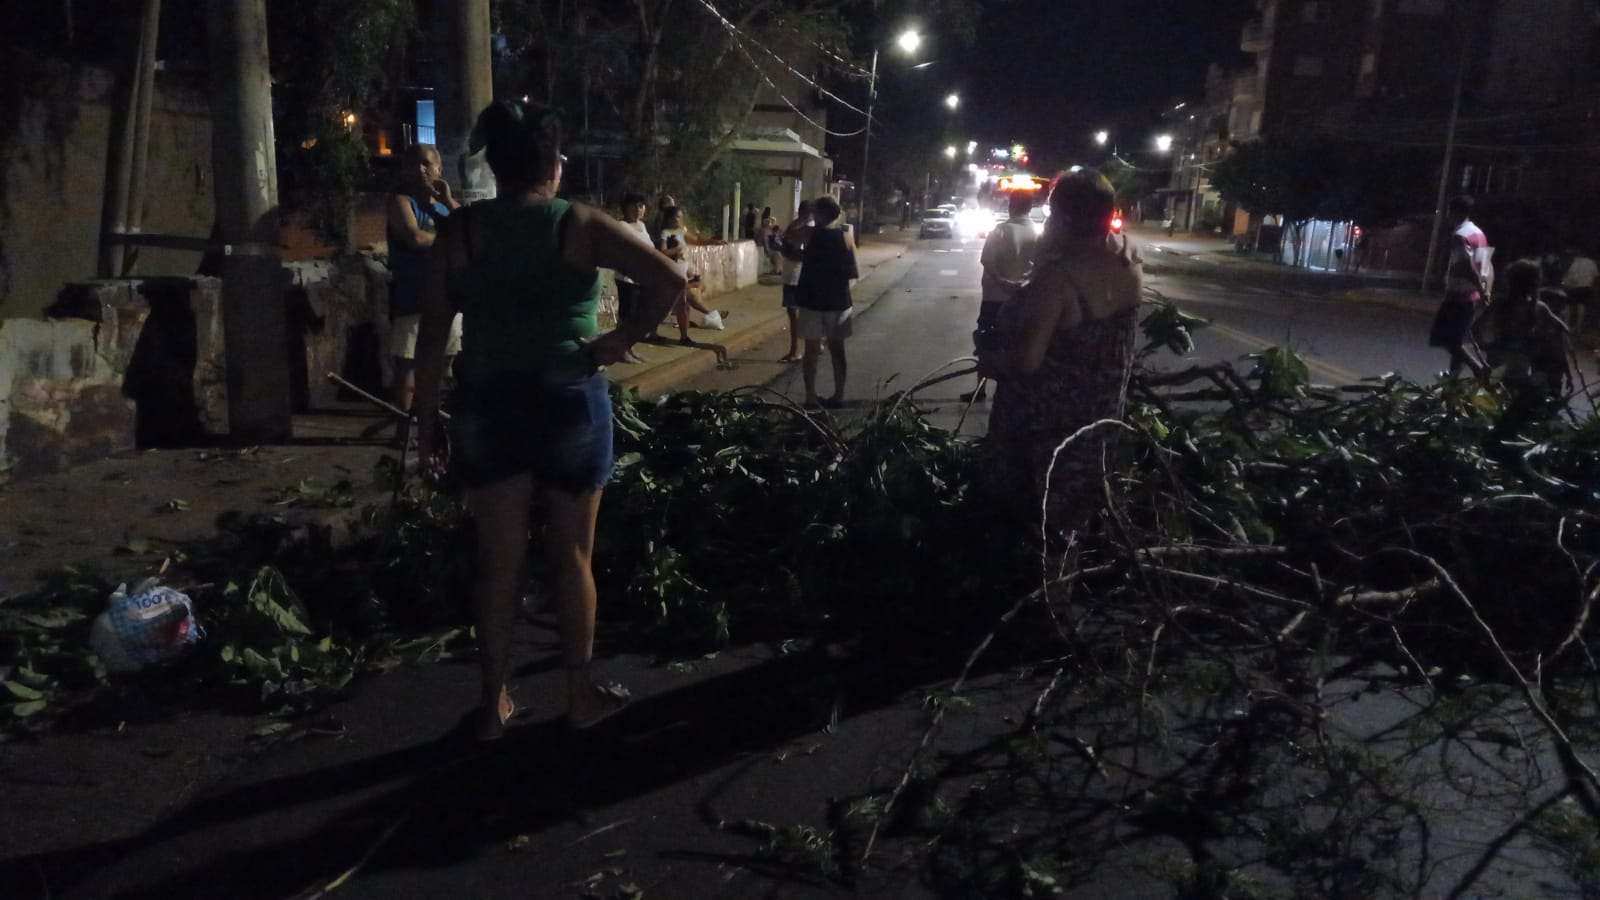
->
[[699, 309, 725, 331], [89, 579, 204, 673]]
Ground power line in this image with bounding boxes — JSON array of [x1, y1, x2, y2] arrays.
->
[[690, 0, 872, 124]]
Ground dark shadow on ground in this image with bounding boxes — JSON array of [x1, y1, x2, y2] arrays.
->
[[5, 644, 958, 899]]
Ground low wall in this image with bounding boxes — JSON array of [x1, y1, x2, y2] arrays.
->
[[595, 240, 760, 328], [2, 240, 759, 481]]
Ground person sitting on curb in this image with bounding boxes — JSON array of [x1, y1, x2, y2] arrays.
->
[[655, 206, 729, 344]]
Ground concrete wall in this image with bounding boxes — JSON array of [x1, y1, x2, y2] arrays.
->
[[1, 61, 214, 320], [1, 240, 759, 481]]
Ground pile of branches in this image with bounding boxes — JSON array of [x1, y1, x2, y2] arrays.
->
[[8, 293, 1600, 894], [770, 304, 1600, 897]]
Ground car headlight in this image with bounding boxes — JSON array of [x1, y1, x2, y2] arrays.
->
[[956, 211, 990, 235]]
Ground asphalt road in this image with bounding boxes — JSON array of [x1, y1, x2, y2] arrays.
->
[[684, 225, 1600, 414], [683, 228, 1436, 422]]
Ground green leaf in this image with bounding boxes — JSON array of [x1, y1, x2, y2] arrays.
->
[[251, 594, 311, 635], [10, 700, 47, 717], [2, 681, 43, 701]]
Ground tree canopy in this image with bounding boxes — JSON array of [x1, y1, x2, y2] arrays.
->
[[1210, 133, 1437, 261]]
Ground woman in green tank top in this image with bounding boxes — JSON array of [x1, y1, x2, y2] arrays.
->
[[413, 100, 685, 740]]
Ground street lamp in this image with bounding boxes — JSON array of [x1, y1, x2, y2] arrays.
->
[[859, 29, 924, 230], [1154, 133, 1174, 153], [1094, 129, 1109, 146], [944, 145, 958, 159], [944, 92, 960, 111]]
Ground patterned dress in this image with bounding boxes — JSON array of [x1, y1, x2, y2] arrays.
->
[[984, 251, 1139, 537]]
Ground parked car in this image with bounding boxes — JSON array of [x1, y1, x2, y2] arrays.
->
[[919, 208, 955, 238]]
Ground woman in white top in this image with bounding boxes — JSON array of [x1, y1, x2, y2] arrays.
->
[[655, 205, 728, 343], [614, 192, 655, 361]]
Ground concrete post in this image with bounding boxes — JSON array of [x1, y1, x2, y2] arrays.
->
[[122, 0, 162, 274], [206, 0, 292, 442], [435, 0, 495, 202], [732, 181, 742, 240], [99, 0, 160, 278]]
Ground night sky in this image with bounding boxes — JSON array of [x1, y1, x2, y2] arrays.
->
[[880, 0, 1259, 172]]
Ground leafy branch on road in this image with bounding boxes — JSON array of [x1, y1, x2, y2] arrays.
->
[[7, 293, 1600, 894]]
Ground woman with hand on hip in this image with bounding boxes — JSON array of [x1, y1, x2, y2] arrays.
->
[[977, 169, 1142, 539], [413, 100, 685, 739]]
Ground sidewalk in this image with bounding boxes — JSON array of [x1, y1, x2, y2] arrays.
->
[[611, 232, 915, 396]]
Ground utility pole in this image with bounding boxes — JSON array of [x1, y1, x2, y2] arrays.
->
[[857, 49, 879, 235], [435, 0, 495, 202], [205, 0, 292, 442], [100, 0, 161, 277], [1420, 9, 1474, 294]]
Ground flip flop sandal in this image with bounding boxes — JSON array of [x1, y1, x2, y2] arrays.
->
[[475, 690, 520, 743], [567, 681, 632, 730]]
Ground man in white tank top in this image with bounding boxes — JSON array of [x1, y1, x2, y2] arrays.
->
[[965, 192, 1039, 401]]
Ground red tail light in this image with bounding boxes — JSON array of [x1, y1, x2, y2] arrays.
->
[[1111, 215, 1124, 233]]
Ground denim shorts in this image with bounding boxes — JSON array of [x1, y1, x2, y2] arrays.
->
[[450, 371, 614, 493]]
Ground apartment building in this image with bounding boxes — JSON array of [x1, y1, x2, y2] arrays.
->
[[1209, 0, 1600, 264], [732, 34, 835, 227]]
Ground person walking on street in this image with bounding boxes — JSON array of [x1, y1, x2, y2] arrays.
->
[[386, 143, 461, 446], [1429, 195, 1494, 377], [778, 200, 814, 363], [412, 99, 685, 741], [796, 196, 858, 409], [1561, 246, 1597, 335], [964, 191, 1039, 402]]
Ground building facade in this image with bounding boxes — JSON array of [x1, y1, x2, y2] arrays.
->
[[1206, 0, 1600, 266]]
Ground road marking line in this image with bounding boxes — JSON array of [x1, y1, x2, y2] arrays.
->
[[940, 269, 960, 276], [1207, 321, 1363, 384]]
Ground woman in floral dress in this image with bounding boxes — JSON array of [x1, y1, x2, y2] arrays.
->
[[978, 169, 1143, 537]]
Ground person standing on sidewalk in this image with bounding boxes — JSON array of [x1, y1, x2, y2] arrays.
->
[[778, 200, 814, 363], [386, 143, 461, 445], [1561, 246, 1597, 335], [413, 99, 685, 740], [796, 196, 858, 409], [964, 191, 1038, 402], [1429, 195, 1494, 377], [740, 203, 758, 241], [611, 192, 653, 362]]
